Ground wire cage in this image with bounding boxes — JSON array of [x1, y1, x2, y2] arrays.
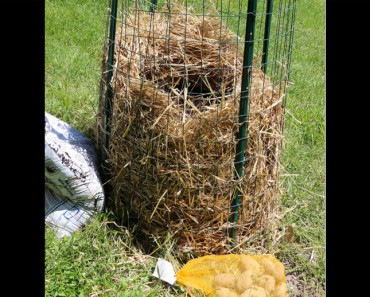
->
[[96, 0, 296, 255]]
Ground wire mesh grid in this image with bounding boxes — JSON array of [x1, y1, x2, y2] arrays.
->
[[97, 0, 296, 255]]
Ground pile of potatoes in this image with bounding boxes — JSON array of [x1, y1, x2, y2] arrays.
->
[[212, 255, 287, 297]]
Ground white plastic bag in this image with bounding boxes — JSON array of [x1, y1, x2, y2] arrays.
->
[[45, 112, 105, 236], [45, 187, 95, 238]]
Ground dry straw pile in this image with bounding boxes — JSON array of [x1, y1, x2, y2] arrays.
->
[[97, 3, 286, 255]]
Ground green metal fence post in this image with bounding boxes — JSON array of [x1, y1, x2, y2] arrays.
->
[[229, 0, 258, 242], [150, 0, 158, 13], [262, 0, 274, 73], [102, 0, 118, 170]]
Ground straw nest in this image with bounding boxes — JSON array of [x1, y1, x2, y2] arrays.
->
[[97, 4, 286, 255]]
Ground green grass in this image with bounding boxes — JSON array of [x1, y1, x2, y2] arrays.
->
[[45, 214, 186, 297], [277, 0, 325, 295], [45, 0, 325, 296], [45, 0, 107, 135]]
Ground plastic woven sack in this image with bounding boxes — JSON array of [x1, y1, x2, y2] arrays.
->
[[45, 112, 105, 237], [45, 112, 104, 210], [45, 187, 95, 238], [176, 254, 287, 297]]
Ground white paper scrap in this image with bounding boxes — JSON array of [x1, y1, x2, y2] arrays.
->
[[152, 258, 177, 285]]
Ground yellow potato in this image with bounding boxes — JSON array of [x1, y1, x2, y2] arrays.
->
[[261, 259, 286, 283], [257, 274, 275, 293], [240, 286, 267, 297], [215, 287, 239, 297], [261, 258, 275, 275], [272, 262, 286, 283], [235, 270, 253, 293], [213, 273, 236, 290], [238, 255, 261, 273], [273, 282, 288, 297]]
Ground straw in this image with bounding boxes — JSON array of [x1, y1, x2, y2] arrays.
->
[[96, 3, 287, 255]]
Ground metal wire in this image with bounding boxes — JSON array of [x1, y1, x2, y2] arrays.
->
[[99, 0, 297, 253]]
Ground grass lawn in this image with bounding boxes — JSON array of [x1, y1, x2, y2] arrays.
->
[[45, 0, 325, 296]]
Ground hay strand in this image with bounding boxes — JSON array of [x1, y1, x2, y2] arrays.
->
[[97, 3, 286, 255]]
